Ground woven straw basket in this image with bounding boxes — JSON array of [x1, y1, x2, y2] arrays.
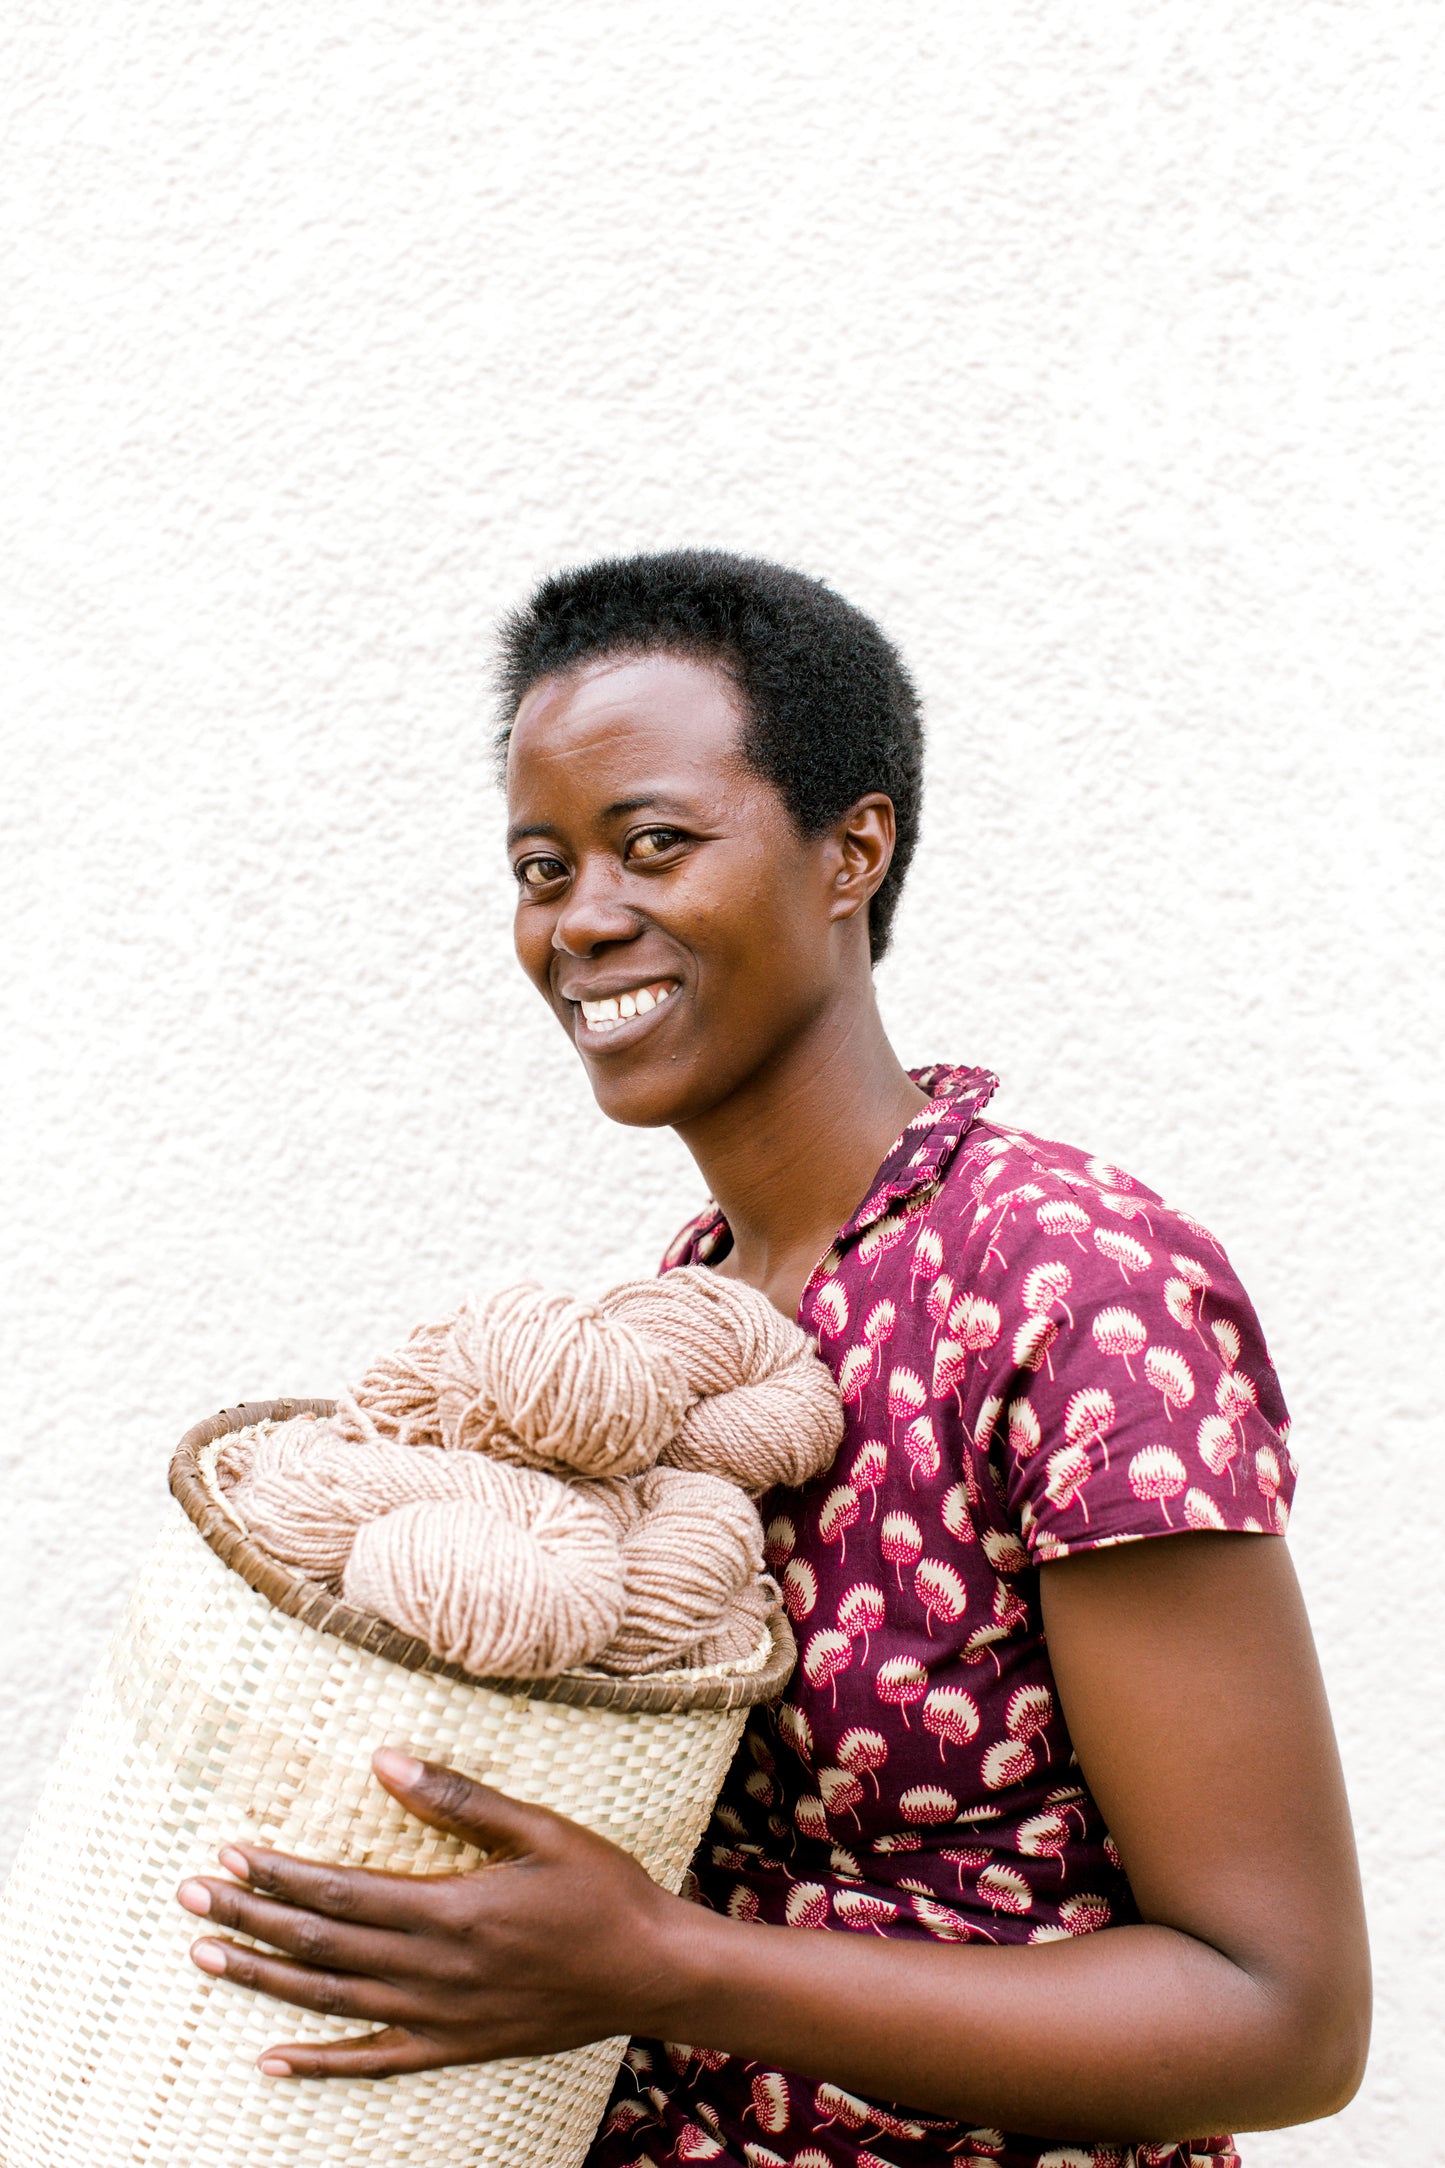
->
[[0, 1400, 795, 2168]]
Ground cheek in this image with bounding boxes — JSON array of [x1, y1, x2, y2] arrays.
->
[[512, 905, 555, 992], [684, 871, 822, 1011]]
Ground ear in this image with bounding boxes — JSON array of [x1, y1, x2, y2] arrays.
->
[[824, 793, 896, 926]]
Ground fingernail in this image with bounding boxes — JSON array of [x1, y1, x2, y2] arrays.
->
[[217, 1848, 250, 1879], [177, 1881, 211, 1916], [258, 2057, 293, 2078], [373, 1747, 425, 1786], [191, 1940, 227, 1974]]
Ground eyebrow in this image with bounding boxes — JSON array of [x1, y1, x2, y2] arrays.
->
[[505, 793, 686, 849]]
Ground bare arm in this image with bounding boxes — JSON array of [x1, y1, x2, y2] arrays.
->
[[638, 1533, 1370, 2137], [178, 1533, 1369, 2141]]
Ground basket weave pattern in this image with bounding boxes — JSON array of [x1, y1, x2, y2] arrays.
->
[[0, 1403, 793, 2168]]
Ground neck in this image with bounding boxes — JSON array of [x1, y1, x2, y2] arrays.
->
[[673, 990, 929, 1314]]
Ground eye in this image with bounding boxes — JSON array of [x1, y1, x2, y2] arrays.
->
[[626, 826, 689, 863], [514, 854, 568, 891]]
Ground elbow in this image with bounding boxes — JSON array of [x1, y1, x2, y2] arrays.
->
[[1308, 1999, 1371, 2121], [1258, 1967, 1372, 2128]]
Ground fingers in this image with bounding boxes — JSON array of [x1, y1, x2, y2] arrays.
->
[[198, 1844, 458, 1932], [370, 1748, 558, 1855], [177, 1876, 410, 1977], [188, 1935, 426, 2025], [254, 2027, 448, 2081], [194, 1755, 558, 1931]]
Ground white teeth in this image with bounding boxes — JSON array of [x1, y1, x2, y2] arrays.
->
[[578, 982, 676, 1031]]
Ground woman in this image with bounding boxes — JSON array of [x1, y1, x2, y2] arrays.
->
[[176, 551, 1370, 2167]]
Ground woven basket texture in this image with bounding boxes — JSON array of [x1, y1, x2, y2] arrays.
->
[[0, 1407, 792, 2168]]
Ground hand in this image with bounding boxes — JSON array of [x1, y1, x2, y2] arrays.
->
[[175, 1747, 684, 2079]]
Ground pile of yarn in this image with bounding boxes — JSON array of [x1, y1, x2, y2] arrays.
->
[[217, 1266, 843, 1680]]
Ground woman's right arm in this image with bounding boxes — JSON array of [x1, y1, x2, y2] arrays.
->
[[180, 1528, 1369, 2144], [649, 1529, 1368, 2140]]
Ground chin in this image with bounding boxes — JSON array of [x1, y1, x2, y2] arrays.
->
[[584, 1072, 698, 1130], [580, 1050, 735, 1132]]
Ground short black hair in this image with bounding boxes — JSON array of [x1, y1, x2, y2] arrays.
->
[[495, 548, 924, 962]]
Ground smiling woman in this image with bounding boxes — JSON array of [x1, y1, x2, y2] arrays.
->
[[176, 551, 1370, 2168]]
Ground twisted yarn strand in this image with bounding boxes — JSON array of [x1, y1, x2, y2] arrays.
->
[[596, 1467, 763, 1676], [688, 1575, 774, 1668], [345, 1485, 625, 1678], [604, 1268, 844, 1491], [443, 1285, 690, 1476]]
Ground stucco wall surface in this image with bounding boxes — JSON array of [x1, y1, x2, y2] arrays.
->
[[2, 3, 1441, 2158]]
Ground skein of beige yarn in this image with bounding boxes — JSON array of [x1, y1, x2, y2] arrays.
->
[[602, 1268, 844, 1492], [222, 1416, 470, 1582], [323, 1287, 683, 1476], [596, 1467, 764, 1676], [688, 1575, 774, 1669], [331, 1271, 838, 1489], [343, 1482, 626, 1678], [406, 1285, 692, 1477], [602, 1268, 790, 1396], [224, 1419, 638, 1598]]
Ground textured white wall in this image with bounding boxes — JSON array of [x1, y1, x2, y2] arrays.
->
[[3, 2, 1440, 2158]]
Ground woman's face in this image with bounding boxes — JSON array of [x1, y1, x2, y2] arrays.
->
[[505, 650, 869, 1131]]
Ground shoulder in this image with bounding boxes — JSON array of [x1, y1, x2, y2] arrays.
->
[[921, 1118, 1294, 1557], [937, 1117, 1230, 1287]]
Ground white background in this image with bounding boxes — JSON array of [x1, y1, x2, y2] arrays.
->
[[2, 4, 1441, 2159]]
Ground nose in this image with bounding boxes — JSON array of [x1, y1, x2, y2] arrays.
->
[[550, 856, 642, 957]]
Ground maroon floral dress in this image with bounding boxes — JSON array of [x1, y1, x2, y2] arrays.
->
[[586, 1063, 1295, 2168]]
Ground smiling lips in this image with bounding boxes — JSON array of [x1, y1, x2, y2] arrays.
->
[[573, 979, 679, 1036]]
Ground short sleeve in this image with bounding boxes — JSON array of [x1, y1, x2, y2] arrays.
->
[[952, 1149, 1294, 1561]]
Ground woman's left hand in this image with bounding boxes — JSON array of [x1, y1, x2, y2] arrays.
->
[[175, 1747, 683, 2078]]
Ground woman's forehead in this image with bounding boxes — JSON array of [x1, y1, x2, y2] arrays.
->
[[506, 651, 750, 808]]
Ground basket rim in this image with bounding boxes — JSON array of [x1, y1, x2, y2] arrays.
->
[[169, 1400, 798, 1713]]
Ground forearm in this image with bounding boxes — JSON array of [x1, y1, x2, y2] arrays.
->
[[182, 1732, 1367, 2113], [637, 1903, 1357, 2142]]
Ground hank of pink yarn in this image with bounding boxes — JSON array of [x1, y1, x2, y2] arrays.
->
[[601, 1267, 845, 1492]]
